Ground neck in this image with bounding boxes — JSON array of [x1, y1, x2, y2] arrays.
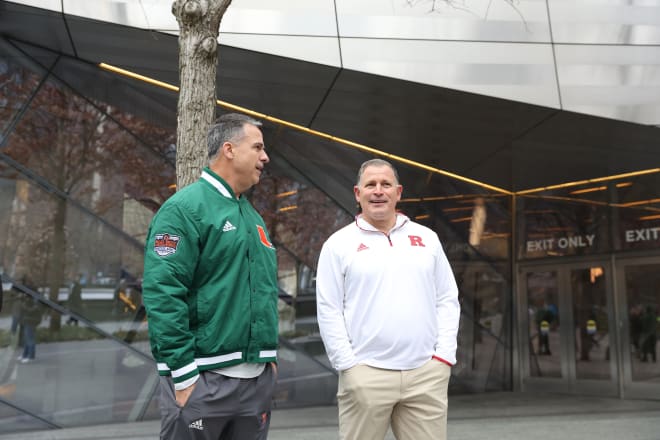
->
[[209, 163, 242, 198], [362, 214, 397, 233]]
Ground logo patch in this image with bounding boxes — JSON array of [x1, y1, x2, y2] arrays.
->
[[256, 225, 275, 249], [223, 220, 236, 232], [154, 233, 180, 256], [189, 418, 204, 431], [357, 243, 369, 252], [408, 235, 425, 247]]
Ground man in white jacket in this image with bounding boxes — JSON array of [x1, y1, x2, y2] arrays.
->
[[316, 158, 460, 440]]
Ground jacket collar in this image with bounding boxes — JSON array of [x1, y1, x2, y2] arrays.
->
[[355, 213, 409, 233], [201, 167, 236, 199]]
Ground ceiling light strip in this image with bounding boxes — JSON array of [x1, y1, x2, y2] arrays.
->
[[98, 62, 511, 195], [517, 168, 660, 195]]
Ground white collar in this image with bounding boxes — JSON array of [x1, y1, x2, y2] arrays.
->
[[355, 213, 409, 233], [201, 170, 233, 199]]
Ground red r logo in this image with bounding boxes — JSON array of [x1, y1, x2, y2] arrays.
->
[[408, 235, 425, 247]]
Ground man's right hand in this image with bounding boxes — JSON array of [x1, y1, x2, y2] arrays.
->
[[175, 382, 196, 407]]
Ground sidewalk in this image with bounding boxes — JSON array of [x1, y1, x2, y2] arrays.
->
[[1, 392, 660, 440]]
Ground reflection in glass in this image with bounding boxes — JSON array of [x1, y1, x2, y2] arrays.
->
[[615, 173, 660, 252], [0, 50, 44, 139], [625, 264, 660, 382], [0, 280, 155, 427], [526, 271, 561, 378], [572, 267, 610, 380], [2, 67, 174, 233], [0, 168, 150, 354]]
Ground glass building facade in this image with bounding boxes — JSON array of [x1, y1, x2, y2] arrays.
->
[[0, 0, 659, 434]]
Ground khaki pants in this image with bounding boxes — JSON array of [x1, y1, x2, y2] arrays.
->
[[337, 360, 450, 440]]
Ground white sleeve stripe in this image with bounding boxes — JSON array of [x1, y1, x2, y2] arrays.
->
[[171, 361, 198, 378], [196, 351, 243, 365], [174, 374, 199, 390]]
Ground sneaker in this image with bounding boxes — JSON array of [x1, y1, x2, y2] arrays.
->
[[16, 355, 23, 361], [19, 358, 33, 364]]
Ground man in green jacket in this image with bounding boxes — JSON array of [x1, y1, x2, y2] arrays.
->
[[143, 113, 279, 439]]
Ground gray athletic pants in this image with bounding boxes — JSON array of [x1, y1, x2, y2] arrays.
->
[[158, 364, 277, 440]]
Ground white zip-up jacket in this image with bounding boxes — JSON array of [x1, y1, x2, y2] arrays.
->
[[316, 213, 460, 372]]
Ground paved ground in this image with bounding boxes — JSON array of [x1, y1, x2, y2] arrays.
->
[[1, 392, 660, 440]]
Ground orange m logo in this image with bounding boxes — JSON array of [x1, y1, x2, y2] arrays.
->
[[256, 225, 275, 249]]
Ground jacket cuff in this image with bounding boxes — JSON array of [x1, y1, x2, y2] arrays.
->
[[173, 374, 199, 391], [170, 361, 199, 386]]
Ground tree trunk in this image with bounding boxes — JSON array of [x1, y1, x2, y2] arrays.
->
[[48, 197, 66, 331], [172, 0, 233, 189]]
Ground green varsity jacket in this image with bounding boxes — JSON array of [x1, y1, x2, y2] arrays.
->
[[142, 168, 278, 388]]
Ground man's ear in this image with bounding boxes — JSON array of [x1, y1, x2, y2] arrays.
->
[[222, 141, 233, 159], [353, 185, 360, 202]]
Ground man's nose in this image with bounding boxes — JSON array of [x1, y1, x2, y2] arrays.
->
[[261, 150, 270, 163]]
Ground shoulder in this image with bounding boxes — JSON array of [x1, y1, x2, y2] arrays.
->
[[152, 182, 213, 222], [323, 221, 358, 247]]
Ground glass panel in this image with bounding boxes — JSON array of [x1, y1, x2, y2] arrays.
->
[[455, 262, 511, 391], [0, 279, 155, 427], [0, 402, 55, 435], [518, 192, 610, 259], [572, 266, 610, 380], [616, 172, 660, 252], [555, 45, 660, 125], [0, 164, 151, 356], [274, 344, 337, 407], [1, 69, 175, 234], [0, 41, 47, 139], [219, 34, 342, 67], [526, 270, 561, 378], [625, 263, 660, 381], [336, 0, 551, 42], [339, 38, 560, 108], [549, 0, 660, 45]]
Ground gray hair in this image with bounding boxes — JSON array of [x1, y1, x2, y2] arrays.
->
[[356, 158, 400, 186], [207, 113, 262, 161]]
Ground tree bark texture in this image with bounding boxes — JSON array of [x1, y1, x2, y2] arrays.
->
[[172, 0, 232, 189]]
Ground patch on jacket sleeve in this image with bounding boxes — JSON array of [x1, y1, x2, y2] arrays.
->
[[154, 233, 180, 256]]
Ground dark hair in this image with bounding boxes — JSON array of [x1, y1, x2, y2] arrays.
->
[[207, 113, 262, 161], [356, 158, 400, 186]]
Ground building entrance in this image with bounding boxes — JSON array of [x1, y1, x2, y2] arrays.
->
[[519, 256, 660, 399], [519, 261, 618, 396], [616, 257, 660, 399]]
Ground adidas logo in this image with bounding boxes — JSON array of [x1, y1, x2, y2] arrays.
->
[[189, 418, 204, 430], [357, 243, 369, 252], [222, 220, 236, 232]]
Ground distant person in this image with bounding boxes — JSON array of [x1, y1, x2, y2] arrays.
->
[[113, 278, 128, 316], [66, 273, 83, 326], [18, 276, 42, 364], [640, 305, 657, 363], [143, 113, 278, 439], [316, 158, 461, 440], [536, 302, 555, 356]]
